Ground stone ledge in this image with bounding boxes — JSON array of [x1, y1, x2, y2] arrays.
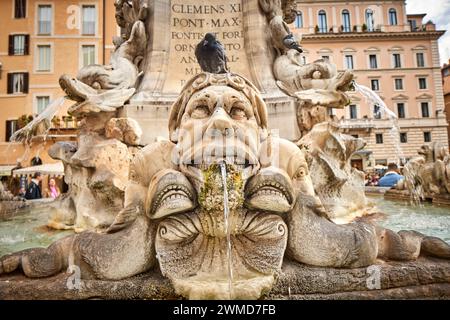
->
[[0, 257, 448, 300]]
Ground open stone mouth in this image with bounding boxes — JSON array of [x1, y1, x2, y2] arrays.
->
[[248, 181, 293, 205], [152, 185, 194, 214], [244, 169, 294, 213], [148, 170, 197, 219], [180, 153, 259, 182]]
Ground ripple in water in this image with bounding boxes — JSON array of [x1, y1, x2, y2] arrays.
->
[[0, 206, 73, 256], [368, 195, 450, 243]]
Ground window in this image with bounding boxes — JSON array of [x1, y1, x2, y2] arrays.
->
[[375, 133, 383, 144], [36, 96, 50, 114], [393, 53, 401, 68], [394, 78, 403, 90], [7, 72, 29, 94], [318, 10, 328, 33], [365, 9, 374, 31], [371, 79, 380, 91], [342, 10, 351, 32], [81, 45, 96, 67], [37, 45, 51, 71], [374, 104, 381, 119], [349, 105, 357, 119], [14, 0, 26, 18], [397, 103, 405, 118], [294, 12, 303, 28], [345, 55, 354, 69], [409, 19, 417, 31], [5, 120, 19, 142], [389, 9, 398, 25], [400, 132, 407, 143], [352, 134, 359, 138], [421, 102, 430, 117], [375, 159, 387, 165], [419, 77, 427, 89], [424, 131, 431, 142], [321, 55, 329, 61], [82, 5, 96, 35], [416, 53, 425, 67], [369, 54, 378, 68], [8, 35, 29, 55], [37, 5, 52, 35]]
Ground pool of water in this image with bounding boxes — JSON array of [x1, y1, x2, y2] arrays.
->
[[0, 197, 449, 257], [0, 206, 73, 257], [367, 195, 450, 243]]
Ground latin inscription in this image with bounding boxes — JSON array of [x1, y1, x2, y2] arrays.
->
[[164, 0, 250, 93]]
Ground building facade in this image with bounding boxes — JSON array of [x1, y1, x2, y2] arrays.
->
[[291, 0, 448, 170], [442, 59, 450, 147], [0, 0, 118, 144]]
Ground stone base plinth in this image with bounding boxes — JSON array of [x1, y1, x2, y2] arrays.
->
[[432, 194, 450, 206], [384, 189, 413, 202], [1, 257, 448, 300]]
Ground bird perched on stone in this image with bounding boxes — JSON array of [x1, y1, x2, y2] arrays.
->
[[283, 33, 303, 53], [195, 33, 229, 74]]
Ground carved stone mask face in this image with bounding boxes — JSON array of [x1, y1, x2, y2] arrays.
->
[[176, 85, 260, 186]]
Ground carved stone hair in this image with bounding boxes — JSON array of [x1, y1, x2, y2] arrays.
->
[[168, 72, 268, 143]]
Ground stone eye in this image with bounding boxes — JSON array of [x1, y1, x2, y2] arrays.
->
[[191, 105, 210, 119], [230, 106, 247, 120], [294, 167, 307, 179]]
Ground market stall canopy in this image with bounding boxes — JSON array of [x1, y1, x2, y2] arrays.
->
[[12, 162, 64, 178], [0, 165, 16, 176]]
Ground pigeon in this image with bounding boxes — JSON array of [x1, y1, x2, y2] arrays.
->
[[283, 33, 303, 53], [195, 33, 229, 74]]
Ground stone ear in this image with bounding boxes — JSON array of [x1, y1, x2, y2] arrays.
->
[[168, 94, 185, 143], [253, 92, 268, 130]]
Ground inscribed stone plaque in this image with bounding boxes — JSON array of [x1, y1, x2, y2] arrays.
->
[[163, 0, 251, 93]]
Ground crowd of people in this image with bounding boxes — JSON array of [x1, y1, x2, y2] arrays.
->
[[4, 172, 61, 200], [365, 163, 404, 187]]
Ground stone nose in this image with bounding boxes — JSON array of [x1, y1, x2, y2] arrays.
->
[[207, 107, 234, 137]]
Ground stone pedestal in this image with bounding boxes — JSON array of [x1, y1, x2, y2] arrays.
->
[[123, 0, 299, 144], [1, 258, 448, 300]]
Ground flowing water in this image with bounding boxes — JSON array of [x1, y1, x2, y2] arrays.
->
[[219, 162, 234, 299], [0, 205, 73, 256], [352, 82, 405, 165], [10, 96, 66, 143]]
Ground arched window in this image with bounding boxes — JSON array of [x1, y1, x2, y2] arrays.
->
[[342, 9, 351, 32], [365, 9, 374, 31], [389, 8, 398, 25], [318, 10, 327, 33], [294, 12, 303, 28]]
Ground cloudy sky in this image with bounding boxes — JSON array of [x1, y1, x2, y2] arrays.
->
[[405, 0, 450, 65]]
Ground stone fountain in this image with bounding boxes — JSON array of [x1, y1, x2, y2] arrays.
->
[[0, 0, 449, 300]]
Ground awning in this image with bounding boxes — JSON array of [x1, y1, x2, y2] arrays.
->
[[13, 162, 64, 178], [0, 165, 16, 176], [354, 150, 373, 155]]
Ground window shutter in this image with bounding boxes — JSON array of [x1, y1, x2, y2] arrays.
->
[[24, 35, 30, 55], [8, 35, 14, 55], [7, 74, 13, 94], [23, 73, 29, 93], [14, 0, 19, 18]]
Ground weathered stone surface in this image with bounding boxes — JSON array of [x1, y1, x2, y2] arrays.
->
[[0, 258, 448, 300]]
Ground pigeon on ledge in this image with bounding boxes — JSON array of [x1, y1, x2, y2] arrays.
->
[[195, 33, 229, 74], [283, 33, 303, 53]]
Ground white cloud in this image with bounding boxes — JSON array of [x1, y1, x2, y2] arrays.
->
[[406, 0, 450, 65]]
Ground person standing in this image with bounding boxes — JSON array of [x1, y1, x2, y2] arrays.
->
[[378, 163, 404, 187], [45, 178, 60, 199], [25, 172, 43, 200]]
